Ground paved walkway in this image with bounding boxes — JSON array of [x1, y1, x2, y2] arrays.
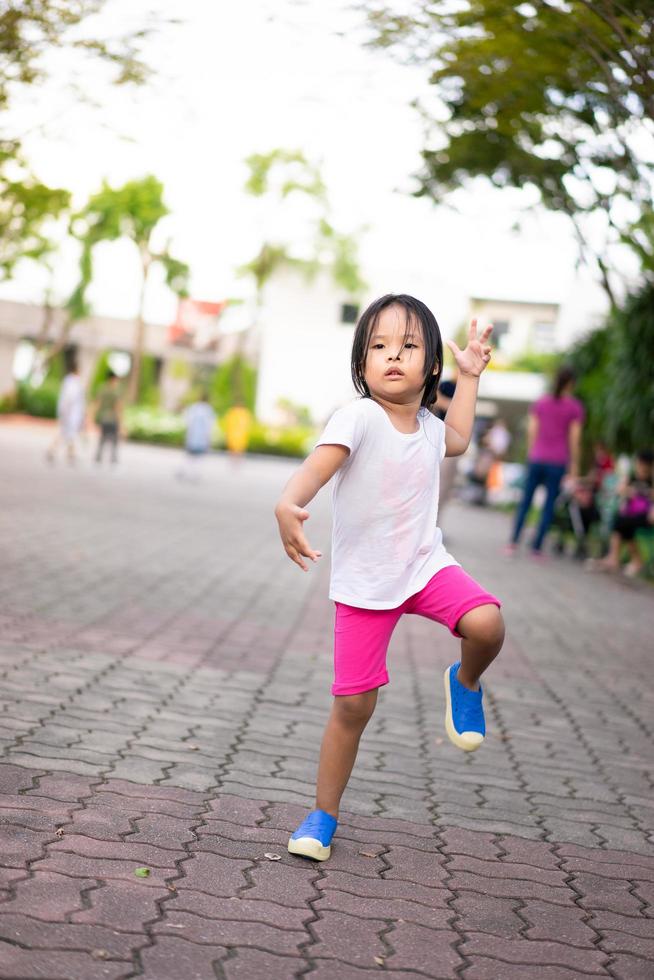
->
[[0, 423, 653, 980]]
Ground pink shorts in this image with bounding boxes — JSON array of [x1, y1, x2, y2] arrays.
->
[[332, 565, 500, 696]]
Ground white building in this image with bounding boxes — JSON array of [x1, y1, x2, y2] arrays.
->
[[255, 273, 570, 424], [0, 298, 251, 411], [469, 296, 560, 359], [256, 270, 362, 424]]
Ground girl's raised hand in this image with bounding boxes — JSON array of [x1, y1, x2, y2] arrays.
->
[[446, 319, 493, 377], [275, 502, 323, 572]]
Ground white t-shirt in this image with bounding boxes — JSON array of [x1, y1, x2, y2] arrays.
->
[[316, 397, 458, 609], [57, 374, 85, 437]]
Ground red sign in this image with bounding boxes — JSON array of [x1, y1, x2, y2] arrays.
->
[[168, 299, 227, 349]]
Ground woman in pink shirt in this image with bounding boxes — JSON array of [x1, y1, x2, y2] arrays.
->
[[507, 366, 585, 556]]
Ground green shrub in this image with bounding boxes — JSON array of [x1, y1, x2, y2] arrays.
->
[[16, 381, 59, 418], [136, 355, 161, 408], [0, 388, 18, 414], [123, 406, 186, 447], [123, 405, 312, 458], [89, 351, 112, 397], [245, 422, 314, 458], [210, 356, 257, 414], [569, 282, 654, 454]]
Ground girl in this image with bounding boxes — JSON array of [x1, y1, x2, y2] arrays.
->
[[594, 450, 654, 576], [275, 294, 504, 861]]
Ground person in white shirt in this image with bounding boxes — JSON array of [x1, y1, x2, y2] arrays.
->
[[275, 294, 504, 861], [46, 357, 86, 465], [485, 417, 511, 459]]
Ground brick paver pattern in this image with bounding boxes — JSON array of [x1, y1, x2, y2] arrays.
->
[[1, 425, 653, 979]]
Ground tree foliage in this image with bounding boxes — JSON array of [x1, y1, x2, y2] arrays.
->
[[70, 176, 189, 402], [0, 0, 155, 116], [210, 356, 257, 416], [0, 151, 70, 280], [0, 1, 171, 290], [365, 1, 654, 298], [244, 149, 326, 201], [568, 281, 654, 453], [241, 148, 366, 301]]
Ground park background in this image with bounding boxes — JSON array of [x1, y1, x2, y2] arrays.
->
[[1, 0, 652, 464]]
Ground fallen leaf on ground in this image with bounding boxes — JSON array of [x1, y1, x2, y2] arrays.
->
[[91, 949, 109, 960], [374, 956, 385, 966], [187, 744, 200, 751], [359, 850, 378, 858], [264, 852, 282, 861], [134, 867, 150, 877], [167, 883, 177, 893]]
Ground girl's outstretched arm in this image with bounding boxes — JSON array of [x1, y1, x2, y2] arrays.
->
[[443, 319, 493, 457], [275, 443, 349, 571]]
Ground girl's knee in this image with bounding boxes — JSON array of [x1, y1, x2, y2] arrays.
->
[[334, 691, 377, 728], [459, 604, 505, 648]]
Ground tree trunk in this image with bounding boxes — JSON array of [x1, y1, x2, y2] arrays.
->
[[127, 250, 151, 404], [40, 310, 73, 370]]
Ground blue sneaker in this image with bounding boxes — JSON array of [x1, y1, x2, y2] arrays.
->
[[288, 809, 337, 861], [443, 662, 485, 752]]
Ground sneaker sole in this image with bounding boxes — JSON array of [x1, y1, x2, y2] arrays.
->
[[288, 836, 331, 861], [443, 666, 484, 752]]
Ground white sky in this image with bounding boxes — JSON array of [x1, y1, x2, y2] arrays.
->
[[1, 0, 628, 341]]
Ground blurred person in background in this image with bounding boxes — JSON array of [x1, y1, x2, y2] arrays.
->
[[224, 401, 253, 465], [589, 440, 615, 491], [94, 371, 123, 465], [485, 417, 511, 462], [592, 450, 654, 577], [177, 391, 215, 482], [46, 355, 86, 465], [505, 366, 584, 558]]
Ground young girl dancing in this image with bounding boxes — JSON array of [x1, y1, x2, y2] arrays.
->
[[275, 294, 504, 860]]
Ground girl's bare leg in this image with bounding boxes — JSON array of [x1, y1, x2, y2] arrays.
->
[[455, 604, 505, 690], [315, 690, 378, 818]]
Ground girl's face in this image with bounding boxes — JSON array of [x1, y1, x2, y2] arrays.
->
[[364, 305, 437, 405]]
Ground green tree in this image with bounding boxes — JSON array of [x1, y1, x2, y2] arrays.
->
[[0, 152, 70, 282], [365, 1, 654, 301], [70, 176, 190, 402], [241, 148, 366, 303], [210, 356, 257, 416], [568, 281, 654, 453], [0, 2, 165, 286], [237, 148, 366, 409], [0, 0, 155, 116]]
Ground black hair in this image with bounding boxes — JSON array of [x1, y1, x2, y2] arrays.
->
[[438, 379, 456, 399], [106, 370, 117, 381], [553, 365, 576, 399], [351, 294, 443, 408], [636, 450, 654, 467]]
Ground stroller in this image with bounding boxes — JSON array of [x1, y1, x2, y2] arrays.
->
[[551, 478, 600, 559]]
